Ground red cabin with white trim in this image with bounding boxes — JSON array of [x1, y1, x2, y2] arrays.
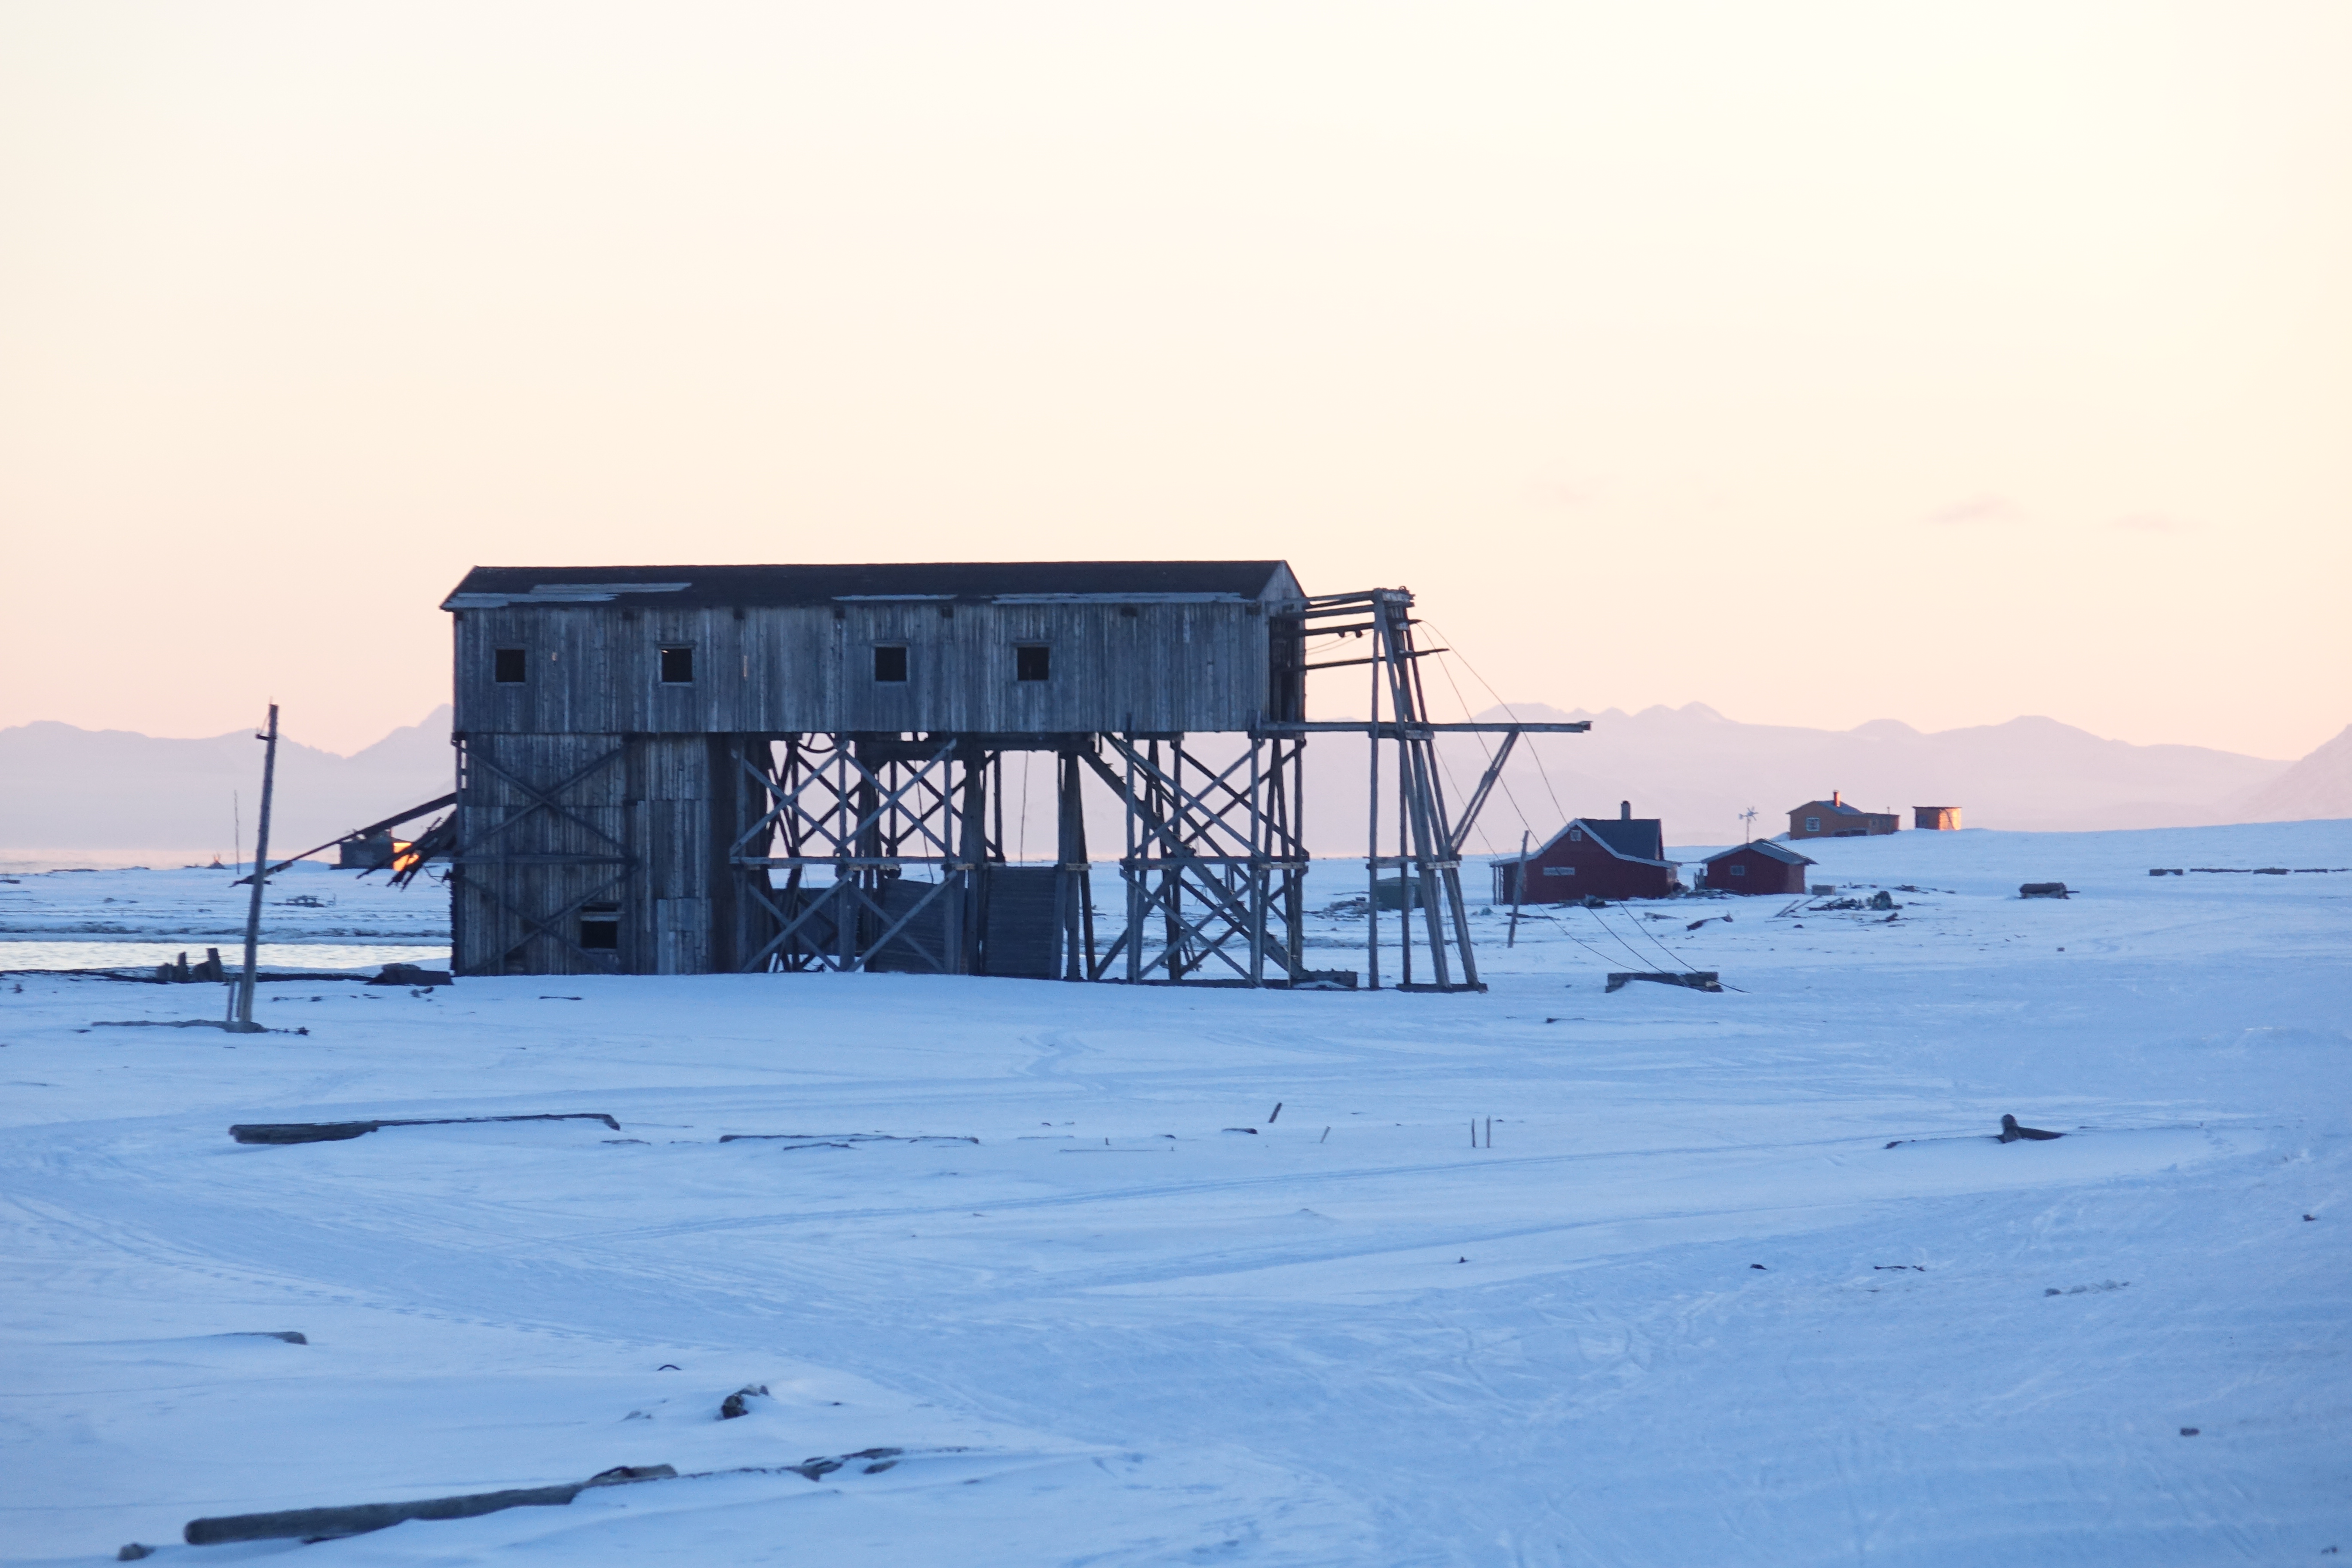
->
[[1492, 802, 1679, 903]]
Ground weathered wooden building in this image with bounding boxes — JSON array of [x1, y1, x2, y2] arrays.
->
[[1698, 839, 1813, 894], [1913, 805, 1962, 831], [1489, 803, 1680, 903], [1787, 793, 1900, 839], [441, 560, 1588, 991]]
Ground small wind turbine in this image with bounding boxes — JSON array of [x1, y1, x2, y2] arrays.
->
[[1739, 806, 1758, 843]]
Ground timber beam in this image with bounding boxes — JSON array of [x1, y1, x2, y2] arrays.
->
[[1253, 721, 1591, 736]]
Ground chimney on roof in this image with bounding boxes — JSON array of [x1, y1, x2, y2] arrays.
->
[[1832, 790, 1842, 806], [1620, 800, 1631, 820]]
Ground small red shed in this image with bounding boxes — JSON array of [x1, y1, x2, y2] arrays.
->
[[1492, 802, 1680, 903], [1699, 839, 1814, 894]]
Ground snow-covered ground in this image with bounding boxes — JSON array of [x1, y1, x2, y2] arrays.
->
[[2, 822, 2346, 1564]]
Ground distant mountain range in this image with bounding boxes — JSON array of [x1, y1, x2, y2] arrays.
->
[[2, 703, 2343, 870], [0, 710, 455, 867], [2231, 723, 2352, 826], [1387, 704, 2349, 850]]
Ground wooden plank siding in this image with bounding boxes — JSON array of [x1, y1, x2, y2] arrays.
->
[[450, 732, 634, 977], [453, 599, 1284, 738], [450, 732, 772, 977]]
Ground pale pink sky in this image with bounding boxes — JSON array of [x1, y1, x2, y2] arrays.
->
[[3, 1, 2346, 759]]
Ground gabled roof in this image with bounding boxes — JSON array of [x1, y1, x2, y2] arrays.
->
[[1702, 840, 1815, 866], [1509, 816, 1672, 867], [1579, 817, 1665, 861], [443, 561, 1302, 611], [1792, 799, 1903, 821]]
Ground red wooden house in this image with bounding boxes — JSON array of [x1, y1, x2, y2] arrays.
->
[[1491, 802, 1680, 903], [1698, 839, 1814, 894], [1787, 792, 1899, 839]]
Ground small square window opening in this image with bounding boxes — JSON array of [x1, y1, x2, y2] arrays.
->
[[658, 646, 695, 684], [493, 648, 528, 684], [1729, 864, 1747, 876], [873, 646, 909, 683], [1015, 644, 1050, 682], [579, 903, 620, 951]]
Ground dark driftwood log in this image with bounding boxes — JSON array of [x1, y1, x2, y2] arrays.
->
[[230, 1113, 621, 1145], [1605, 971, 1722, 993], [366, 963, 453, 987], [183, 1465, 674, 1545], [231, 1121, 380, 1144], [715, 1132, 977, 1146]]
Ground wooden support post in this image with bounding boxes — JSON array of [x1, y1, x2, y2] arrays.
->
[[1391, 611, 1445, 987], [991, 752, 1006, 864], [1246, 738, 1263, 984], [1057, 749, 1087, 981], [1081, 861, 1097, 975], [840, 749, 868, 971], [1075, 749, 1097, 977], [1123, 736, 1142, 984], [1397, 724, 1412, 989], [1508, 829, 1529, 947], [958, 750, 987, 975], [1366, 664, 1381, 990], [1160, 740, 1182, 980], [1412, 624, 1480, 989], [233, 705, 279, 1032], [1283, 738, 1305, 978]]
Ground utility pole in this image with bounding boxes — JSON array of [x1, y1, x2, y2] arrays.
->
[[1507, 829, 1529, 947], [232, 705, 280, 1032]]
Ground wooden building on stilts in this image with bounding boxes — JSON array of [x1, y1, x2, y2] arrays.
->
[[440, 562, 1583, 991]]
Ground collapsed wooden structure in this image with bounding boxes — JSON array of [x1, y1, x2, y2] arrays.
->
[[441, 561, 1583, 990]]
